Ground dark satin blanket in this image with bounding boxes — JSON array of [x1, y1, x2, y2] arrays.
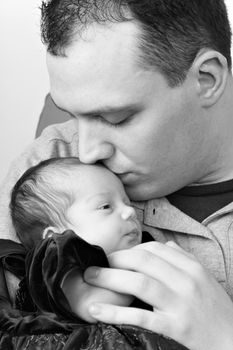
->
[[0, 230, 188, 350]]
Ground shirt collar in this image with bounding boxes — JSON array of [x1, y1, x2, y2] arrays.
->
[[133, 197, 231, 239], [202, 200, 233, 225]]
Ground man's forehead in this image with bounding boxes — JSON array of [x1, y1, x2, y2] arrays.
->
[[46, 21, 142, 90], [46, 21, 159, 114], [47, 21, 140, 73]]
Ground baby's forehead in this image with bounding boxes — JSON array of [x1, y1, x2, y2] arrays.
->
[[72, 164, 117, 179], [68, 164, 127, 195]]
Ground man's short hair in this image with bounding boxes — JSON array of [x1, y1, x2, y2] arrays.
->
[[41, 0, 232, 86]]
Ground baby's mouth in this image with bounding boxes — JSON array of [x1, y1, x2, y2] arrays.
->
[[125, 224, 141, 240], [126, 228, 140, 237]]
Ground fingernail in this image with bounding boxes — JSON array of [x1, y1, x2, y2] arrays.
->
[[166, 241, 177, 247], [89, 303, 102, 316], [85, 267, 100, 279]]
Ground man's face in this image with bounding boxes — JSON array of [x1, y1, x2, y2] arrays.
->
[[47, 21, 210, 200], [66, 165, 142, 254]]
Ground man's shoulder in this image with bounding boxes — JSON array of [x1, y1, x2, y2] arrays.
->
[[38, 119, 78, 143], [24, 119, 79, 161]]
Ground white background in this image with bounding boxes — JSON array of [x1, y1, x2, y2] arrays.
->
[[0, 0, 233, 182]]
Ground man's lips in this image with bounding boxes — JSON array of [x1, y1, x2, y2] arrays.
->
[[105, 165, 137, 182], [111, 170, 131, 176], [117, 172, 138, 184]]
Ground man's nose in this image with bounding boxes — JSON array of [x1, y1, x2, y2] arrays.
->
[[121, 205, 137, 221], [78, 118, 114, 164]]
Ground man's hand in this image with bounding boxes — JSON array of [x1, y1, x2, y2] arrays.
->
[[62, 268, 133, 323], [84, 241, 233, 350]]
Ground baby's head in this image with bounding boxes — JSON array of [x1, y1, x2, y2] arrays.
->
[[10, 157, 142, 253]]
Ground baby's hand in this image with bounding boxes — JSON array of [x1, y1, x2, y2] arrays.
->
[[61, 268, 133, 322]]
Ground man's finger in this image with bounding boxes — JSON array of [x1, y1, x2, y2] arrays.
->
[[84, 266, 177, 309], [88, 303, 173, 338], [107, 248, 189, 290], [110, 241, 198, 276]]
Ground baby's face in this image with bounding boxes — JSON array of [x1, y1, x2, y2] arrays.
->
[[66, 165, 142, 254]]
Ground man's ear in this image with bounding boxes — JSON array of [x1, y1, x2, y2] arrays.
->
[[192, 50, 228, 107], [43, 226, 58, 239]]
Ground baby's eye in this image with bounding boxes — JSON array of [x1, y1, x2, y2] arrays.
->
[[98, 204, 111, 210]]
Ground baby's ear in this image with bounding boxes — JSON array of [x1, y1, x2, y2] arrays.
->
[[42, 226, 57, 239]]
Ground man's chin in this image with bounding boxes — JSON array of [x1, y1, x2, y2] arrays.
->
[[124, 183, 162, 201]]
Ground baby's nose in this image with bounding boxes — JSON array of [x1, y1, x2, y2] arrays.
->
[[121, 205, 136, 220]]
